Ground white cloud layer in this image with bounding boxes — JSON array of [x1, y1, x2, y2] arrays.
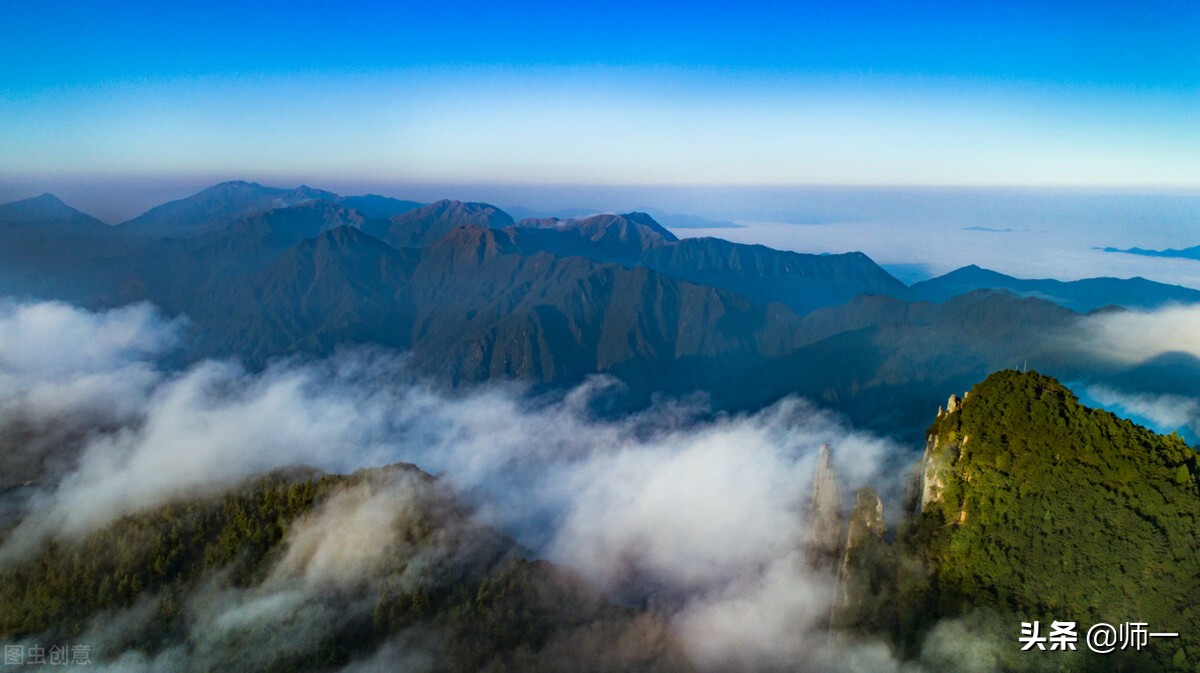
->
[[1077, 304, 1200, 365], [0, 299, 976, 672], [0, 300, 179, 426], [1084, 385, 1200, 435]]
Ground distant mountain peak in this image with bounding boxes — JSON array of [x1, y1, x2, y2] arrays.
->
[[30, 192, 65, 204], [593, 212, 679, 243], [510, 211, 679, 260], [620, 211, 665, 226], [120, 181, 343, 238], [381, 200, 514, 248], [947, 264, 1001, 277], [198, 180, 268, 194], [3, 192, 70, 211], [422, 199, 511, 219], [0, 192, 107, 228]]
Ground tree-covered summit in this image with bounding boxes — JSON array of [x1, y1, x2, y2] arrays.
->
[[903, 369, 1200, 672]]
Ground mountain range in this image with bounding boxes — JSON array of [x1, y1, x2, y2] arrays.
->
[[1103, 243, 1200, 262], [3, 181, 1199, 440], [909, 263, 1200, 312]]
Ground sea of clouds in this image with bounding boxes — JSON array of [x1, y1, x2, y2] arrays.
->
[[2, 298, 1196, 672]]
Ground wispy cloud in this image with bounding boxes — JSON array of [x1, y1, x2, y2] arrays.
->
[[1075, 304, 1200, 364], [0, 299, 179, 424], [1082, 385, 1200, 436], [961, 226, 1018, 233]]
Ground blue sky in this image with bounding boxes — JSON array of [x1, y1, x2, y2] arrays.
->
[[2, 0, 1198, 187]]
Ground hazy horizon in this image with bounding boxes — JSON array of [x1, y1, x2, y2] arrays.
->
[[4, 176, 1198, 289]]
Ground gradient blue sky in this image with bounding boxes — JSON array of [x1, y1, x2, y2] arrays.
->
[[2, 0, 1198, 188]]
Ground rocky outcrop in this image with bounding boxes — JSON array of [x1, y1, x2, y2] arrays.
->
[[834, 488, 896, 630], [916, 391, 971, 513], [936, 392, 967, 418], [946, 393, 962, 413], [918, 434, 952, 511], [804, 444, 845, 572]]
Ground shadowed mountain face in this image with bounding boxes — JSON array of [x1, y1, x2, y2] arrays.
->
[[3, 181, 1195, 441], [0, 194, 136, 301], [110, 202, 388, 314], [404, 226, 802, 389], [183, 222, 804, 394], [511, 215, 909, 315], [719, 290, 1084, 437], [910, 264, 1200, 312], [191, 226, 421, 362], [640, 238, 910, 315]]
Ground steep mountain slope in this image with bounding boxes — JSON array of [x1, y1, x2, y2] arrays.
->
[[397, 225, 804, 390], [910, 264, 1200, 312], [376, 199, 514, 248], [511, 215, 909, 315], [513, 212, 679, 263], [0, 464, 691, 672], [641, 238, 910, 315], [138, 219, 802, 394], [116, 202, 385, 314], [899, 371, 1200, 672], [193, 226, 419, 361]]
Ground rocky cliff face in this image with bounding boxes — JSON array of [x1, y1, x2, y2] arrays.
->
[[834, 488, 895, 632], [804, 444, 845, 572], [913, 392, 971, 515]]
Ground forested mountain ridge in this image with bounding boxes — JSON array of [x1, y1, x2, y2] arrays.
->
[[826, 370, 1200, 672], [0, 464, 692, 672]]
